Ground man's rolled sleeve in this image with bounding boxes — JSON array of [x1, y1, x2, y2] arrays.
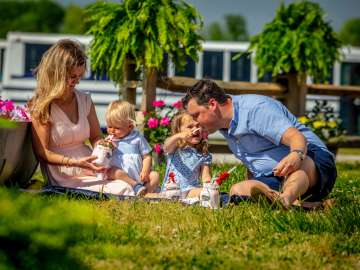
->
[[248, 102, 294, 145]]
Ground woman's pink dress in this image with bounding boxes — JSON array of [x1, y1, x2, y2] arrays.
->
[[46, 90, 134, 196]]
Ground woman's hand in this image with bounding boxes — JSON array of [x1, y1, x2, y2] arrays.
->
[[72, 156, 105, 172], [273, 152, 302, 177]]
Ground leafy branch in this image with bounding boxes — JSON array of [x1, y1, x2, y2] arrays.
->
[[234, 1, 342, 82], [85, 0, 203, 86]]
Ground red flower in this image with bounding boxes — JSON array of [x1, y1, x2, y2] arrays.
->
[[169, 172, 176, 183], [147, 117, 159, 128], [153, 143, 162, 154], [152, 100, 165, 108], [215, 172, 230, 185], [201, 130, 209, 140], [160, 117, 170, 126], [172, 100, 183, 109]]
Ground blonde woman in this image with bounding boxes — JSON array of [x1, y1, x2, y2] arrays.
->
[[30, 39, 134, 195]]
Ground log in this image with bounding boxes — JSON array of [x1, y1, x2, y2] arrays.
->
[[307, 84, 360, 96]]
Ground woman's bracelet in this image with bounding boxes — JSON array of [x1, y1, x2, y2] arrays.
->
[[61, 156, 66, 166], [67, 158, 74, 168], [68, 158, 77, 167], [61, 157, 77, 167]]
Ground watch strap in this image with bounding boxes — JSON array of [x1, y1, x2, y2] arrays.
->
[[291, 149, 305, 160]]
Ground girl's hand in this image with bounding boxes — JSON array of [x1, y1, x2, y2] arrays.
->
[[140, 169, 150, 183], [179, 128, 193, 140], [73, 156, 106, 172]]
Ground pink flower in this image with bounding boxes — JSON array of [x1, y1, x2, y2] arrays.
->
[[152, 100, 165, 108], [153, 143, 162, 154], [142, 111, 147, 116], [172, 100, 183, 109], [0, 98, 30, 122], [201, 130, 209, 140], [160, 117, 170, 126], [147, 117, 159, 128], [1, 100, 14, 112]]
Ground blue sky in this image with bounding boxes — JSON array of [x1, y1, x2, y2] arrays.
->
[[56, 0, 360, 35]]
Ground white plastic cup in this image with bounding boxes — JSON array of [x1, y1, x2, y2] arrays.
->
[[162, 181, 181, 200], [200, 183, 219, 209], [92, 145, 112, 167], [92, 144, 112, 180]]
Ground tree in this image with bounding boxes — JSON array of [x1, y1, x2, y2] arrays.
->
[[205, 13, 248, 41], [224, 14, 248, 41], [339, 18, 360, 47], [207, 22, 226, 40], [86, 0, 203, 111], [62, 4, 87, 34], [0, 0, 64, 38], [240, 1, 341, 82]]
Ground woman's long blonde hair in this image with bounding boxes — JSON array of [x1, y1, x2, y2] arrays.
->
[[171, 111, 208, 154], [29, 39, 87, 123]]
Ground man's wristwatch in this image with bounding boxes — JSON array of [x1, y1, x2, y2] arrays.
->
[[291, 149, 305, 161]]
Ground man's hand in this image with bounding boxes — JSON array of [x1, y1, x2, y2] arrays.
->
[[273, 152, 302, 177]]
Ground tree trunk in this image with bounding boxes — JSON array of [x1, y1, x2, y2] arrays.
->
[[141, 68, 157, 112], [278, 73, 307, 116]]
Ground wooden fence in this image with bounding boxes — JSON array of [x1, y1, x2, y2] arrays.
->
[[154, 75, 360, 151], [157, 75, 360, 116]]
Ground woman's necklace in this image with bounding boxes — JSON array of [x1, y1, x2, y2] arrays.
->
[[58, 92, 75, 105]]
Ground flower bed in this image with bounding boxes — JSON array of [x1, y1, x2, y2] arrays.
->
[[143, 99, 182, 155], [0, 98, 37, 187]]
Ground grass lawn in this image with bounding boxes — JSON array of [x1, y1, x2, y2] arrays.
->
[[1, 163, 360, 269], [338, 148, 360, 155]]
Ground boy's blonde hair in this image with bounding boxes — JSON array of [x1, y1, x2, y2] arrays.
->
[[106, 100, 136, 127], [29, 39, 87, 123], [171, 111, 208, 154]]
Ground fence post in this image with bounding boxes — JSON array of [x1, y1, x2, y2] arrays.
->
[[141, 68, 157, 112], [122, 57, 138, 105], [280, 73, 307, 116]]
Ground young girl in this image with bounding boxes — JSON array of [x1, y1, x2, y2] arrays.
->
[[160, 112, 212, 198], [105, 100, 160, 196]]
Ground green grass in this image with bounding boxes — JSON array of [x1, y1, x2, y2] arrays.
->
[[1, 163, 360, 269], [338, 148, 360, 155]]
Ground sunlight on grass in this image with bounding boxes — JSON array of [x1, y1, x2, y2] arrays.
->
[[0, 163, 359, 269]]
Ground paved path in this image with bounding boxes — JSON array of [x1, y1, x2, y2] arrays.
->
[[212, 153, 360, 164]]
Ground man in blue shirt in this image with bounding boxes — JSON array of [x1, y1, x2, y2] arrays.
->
[[183, 79, 337, 209]]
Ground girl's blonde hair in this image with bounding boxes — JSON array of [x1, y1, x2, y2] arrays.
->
[[171, 111, 208, 154], [106, 100, 136, 127], [29, 39, 87, 123]]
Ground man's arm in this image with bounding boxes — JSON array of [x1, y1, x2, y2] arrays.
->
[[273, 127, 307, 177]]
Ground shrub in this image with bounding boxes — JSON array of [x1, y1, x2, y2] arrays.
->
[[298, 100, 345, 142], [143, 99, 182, 154], [236, 1, 342, 82]]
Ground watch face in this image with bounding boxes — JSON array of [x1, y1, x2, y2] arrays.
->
[[293, 150, 304, 160]]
